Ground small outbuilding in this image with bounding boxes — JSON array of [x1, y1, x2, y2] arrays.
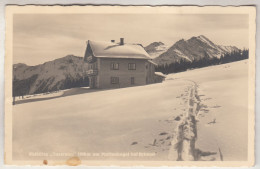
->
[[154, 72, 166, 83]]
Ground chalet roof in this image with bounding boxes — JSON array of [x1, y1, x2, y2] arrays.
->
[[148, 60, 158, 66], [88, 40, 152, 60]]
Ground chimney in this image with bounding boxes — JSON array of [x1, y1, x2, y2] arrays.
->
[[111, 40, 115, 43], [120, 38, 124, 45]]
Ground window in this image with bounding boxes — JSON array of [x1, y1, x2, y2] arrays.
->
[[89, 63, 97, 69], [128, 63, 136, 70], [111, 77, 119, 84], [131, 77, 135, 85], [111, 63, 119, 70]]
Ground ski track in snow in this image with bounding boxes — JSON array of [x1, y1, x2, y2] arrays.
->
[[168, 80, 220, 161]]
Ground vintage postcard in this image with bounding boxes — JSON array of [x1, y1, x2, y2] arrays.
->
[[4, 5, 256, 166]]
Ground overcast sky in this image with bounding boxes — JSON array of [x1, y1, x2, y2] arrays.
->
[[13, 14, 248, 65]]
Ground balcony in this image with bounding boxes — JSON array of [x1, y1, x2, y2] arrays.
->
[[86, 56, 95, 63], [86, 69, 98, 76]]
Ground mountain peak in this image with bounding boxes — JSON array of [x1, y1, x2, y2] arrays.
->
[[50, 55, 82, 64], [197, 35, 208, 39], [13, 63, 28, 69], [196, 35, 214, 44], [190, 35, 217, 49], [148, 41, 165, 47], [144, 41, 168, 58], [153, 35, 239, 65]]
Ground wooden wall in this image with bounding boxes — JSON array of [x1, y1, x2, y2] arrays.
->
[[97, 58, 147, 89]]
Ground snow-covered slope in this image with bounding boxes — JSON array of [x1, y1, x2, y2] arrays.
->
[[13, 55, 88, 96], [153, 35, 239, 65], [169, 60, 248, 161], [13, 60, 248, 162], [144, 42, 169, 58]]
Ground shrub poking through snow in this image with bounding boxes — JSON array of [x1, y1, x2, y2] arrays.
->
[[159, 132, 168, 136], [174, 116, 181, 121], [131, 142, 138, 145]]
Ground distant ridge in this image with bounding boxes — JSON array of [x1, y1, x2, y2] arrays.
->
[[144, 41, 169, 59], [146, 35, 239, 65], [13, 55, 88, 96]]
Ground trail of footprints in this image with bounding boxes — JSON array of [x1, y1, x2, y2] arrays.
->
[[168, 82, 220, 161], [131, 82, 221, 161]]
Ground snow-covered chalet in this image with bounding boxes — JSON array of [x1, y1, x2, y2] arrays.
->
[[84, 38, 164, 89]]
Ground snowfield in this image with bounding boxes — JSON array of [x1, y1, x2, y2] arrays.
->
[[13, 60, 248, 161]]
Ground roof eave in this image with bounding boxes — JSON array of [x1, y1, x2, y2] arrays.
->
[[95, 56, 151, 60], [148, 60, 158, 66]]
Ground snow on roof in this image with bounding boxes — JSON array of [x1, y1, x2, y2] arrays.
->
[[148, 60, 158, 66], [155, 72, 166, 77], [88, 40, 152, 60]]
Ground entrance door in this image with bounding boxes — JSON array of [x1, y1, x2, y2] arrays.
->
[[90, 76, 97, 88]]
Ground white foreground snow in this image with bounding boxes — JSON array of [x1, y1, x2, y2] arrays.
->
[[13, 60, 248, 161], [170, 60, 248, 161]]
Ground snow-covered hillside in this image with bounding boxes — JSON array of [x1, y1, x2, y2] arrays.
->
[[168, 60, 248, 161], [13, 55, 89, 96], [13, 60, 248, 162]]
